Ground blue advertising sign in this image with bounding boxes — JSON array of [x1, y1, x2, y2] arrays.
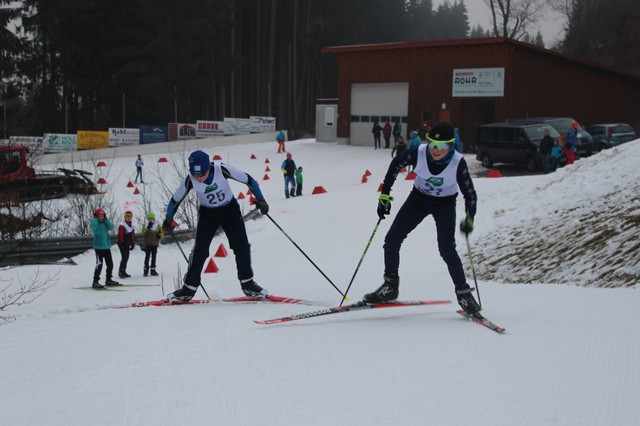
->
[[140, 125, 169, 144]]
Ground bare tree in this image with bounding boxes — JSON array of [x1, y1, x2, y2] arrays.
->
[[0, 268, 58, 323], [484, 0, 546, 40]]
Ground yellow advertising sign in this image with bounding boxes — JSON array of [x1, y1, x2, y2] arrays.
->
[[77, 130, 109, 150]]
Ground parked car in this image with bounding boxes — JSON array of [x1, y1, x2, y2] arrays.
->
[[508, 117, 596, 156], [476, 122, 561, 171], [585, 123, 637, 151]]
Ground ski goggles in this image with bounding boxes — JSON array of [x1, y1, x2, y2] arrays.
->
[[426, 136, 455, 150], [190, 170, 208, 177]]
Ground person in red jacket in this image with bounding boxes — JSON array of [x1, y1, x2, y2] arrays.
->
[[117, 211, 136, 278], [382, 121, 392, 148]]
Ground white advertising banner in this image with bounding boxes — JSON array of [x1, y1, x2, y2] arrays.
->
[[177, 123, 197, 140], [249, 116, 276, 133], [8, 136, 44, 154], [109, 128, 140, 146], [224, 118, 251, 135], [42, 133, 78, 152], [452, 67, 505, 97], [196, 120, 225, 138]]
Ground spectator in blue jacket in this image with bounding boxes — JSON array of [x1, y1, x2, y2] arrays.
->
[[91, 208, 119, 288], [564, 121, 579, 165]]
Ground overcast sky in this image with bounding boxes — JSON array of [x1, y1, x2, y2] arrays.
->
[[434, 0, 565, 46]]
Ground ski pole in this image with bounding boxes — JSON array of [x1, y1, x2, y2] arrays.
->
[[339, 218, 382, 306], [266, 213, 348, 300], [465, 233, 482, 309], [168, 227, 211, 300]]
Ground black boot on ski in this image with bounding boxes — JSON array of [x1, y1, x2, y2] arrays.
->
[[363, 273, 399, 304], [166, 285, 197, 303], [456, 287, 481, 316], [92, 281, 105, 289], [119, 271, 131, 279], [150, 268, 159, 276], [143, 268, 149, 277], [105, 278, 121, 287], [241, 279, 268, 298]]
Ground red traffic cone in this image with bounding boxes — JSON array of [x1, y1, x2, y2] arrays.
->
[[213, 154, 223, 160], [214, 244, 228, 258], [133, 187, 141, 195], [486, 169, 503, 178], [251, 154, 257, 159], [127, 181, 134, 188], [97, 177, 107, 184], [249, 196, 257, 205], [361, 175, 368, 183], [265, 166, 271, 172], [312, 186, 327, 195], [265, 158, 270, 163], [96, 161, 107, 167], [405, 171, 417, 180], [247, 188, 253, 196], [364, 169, 372, 176], [158, 157, 168, 163], [204, 258, 219, 273], [237, 192, 246, 200], [263, 174, 270, 180]]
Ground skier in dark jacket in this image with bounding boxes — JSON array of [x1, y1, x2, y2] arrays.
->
[[363, 121, 481, 316], [281, 152, 297, 198], [163, 150, 269, 302]]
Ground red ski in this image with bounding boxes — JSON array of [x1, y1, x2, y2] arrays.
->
[[457, 310, 506, 334], [254, 300, 452, 325]]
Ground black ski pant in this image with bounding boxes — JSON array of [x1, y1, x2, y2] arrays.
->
[[144, 246, 158, 270], [383, 189, 467, 290], [94, 248, 114, 282], [184, 200, 253, 287], [118, 245, 131, 273]]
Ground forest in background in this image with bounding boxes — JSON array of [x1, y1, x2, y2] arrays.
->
[[0, 0, 638, 138]]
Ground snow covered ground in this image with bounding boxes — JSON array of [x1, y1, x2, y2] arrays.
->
[[1, 137, 639, 426]]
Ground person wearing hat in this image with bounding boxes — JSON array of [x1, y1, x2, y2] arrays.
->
[[406, 130, 422, 172], [281, 152, 297, 198], [162, 150, 270, 302], [142, 212, 163, 276], [276, 130, 286, 153], [135, 155, 144, 183], [90, 208, 119, 288], [564, 121, 580, 165], [117, 210, 136, 278], [362, 121, 481, 317]]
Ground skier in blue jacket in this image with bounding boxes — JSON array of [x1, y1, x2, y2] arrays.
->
[[163, 150, 270, 302], [363, 121, 481, 316]]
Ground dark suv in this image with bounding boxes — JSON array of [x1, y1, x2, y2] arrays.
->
[[476, 122, 560, 171], [508, 117, 595, 156], [585, 123, 636, 151]]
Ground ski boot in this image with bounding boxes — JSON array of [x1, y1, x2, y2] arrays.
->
[[150, 268, 159, 276], [166, 285, 197, 303], [241, 279, 268, 298], [105, 278, 121, 287], [92, 281, 105, 289], [456, 287, 481, 316], [143, 267, 149, 277], [363, 273, 399, 304]]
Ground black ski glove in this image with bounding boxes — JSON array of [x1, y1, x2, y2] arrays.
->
[[459, 213, 474, 235], [377, 194, 394, 220], [255, 199, 269, 215]]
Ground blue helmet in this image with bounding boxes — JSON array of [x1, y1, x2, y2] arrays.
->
[[188, 150, 210, 176]]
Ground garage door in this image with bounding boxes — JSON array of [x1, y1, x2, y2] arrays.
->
[[350, 82, 409, 147]]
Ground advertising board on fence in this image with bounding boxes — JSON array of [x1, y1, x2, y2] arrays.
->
[[249, 116, 276, 133], [196, 120, 225, 138], [140, 125, 168, 144], [42, 134, 78, 152], [77, 130, 109, 150], [224, 118, 251, 135], [177, 123, 197, 140], [452, 68, 505, 97], [109, 128, 140, 146], [8, 136, 44, 154]]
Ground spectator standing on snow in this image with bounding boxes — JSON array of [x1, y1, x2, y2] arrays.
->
[[406, 131, 422, 172], [162, 150, 270, 302], [281, 152, 297, 198], [135, 155, 144, 183], [142, 212, 163, 277], [392, 120, 402, 143], [295, 166, 304, 196], [372, 121, 383, 149], [382, 121, 392, 148], [117, 210, 135, 278], [364, 121, 481, 317], [539, 129, 554, 174], [391, 136, 407, 158], [276, 130, 286, 153], [91, 208, 119, 288], [564, 121, 579, 165]]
